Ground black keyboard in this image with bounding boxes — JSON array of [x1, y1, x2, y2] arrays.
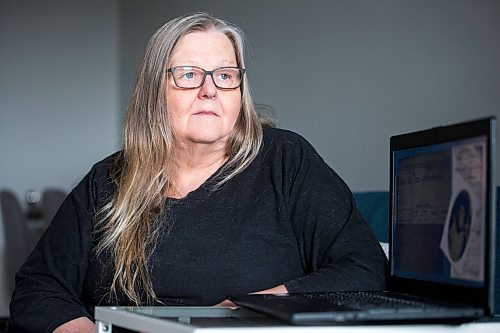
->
[[301, 291, 445, 310]]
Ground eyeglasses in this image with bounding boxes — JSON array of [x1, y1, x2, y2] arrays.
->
[[167, 66, 245, 90]]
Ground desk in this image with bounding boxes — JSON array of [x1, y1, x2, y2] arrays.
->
[[95, 306, 500, 333]]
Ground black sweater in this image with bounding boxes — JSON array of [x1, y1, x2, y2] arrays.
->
[[8, 128, 386, 332]]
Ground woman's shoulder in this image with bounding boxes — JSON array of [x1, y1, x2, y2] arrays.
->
[[262, 127, 316, 154], [67, 151, 123, 212], [88, 151, 123, 178], [71, 151, 122, 196], [95, 151, 122, 166], [263, 127, 311, 145]]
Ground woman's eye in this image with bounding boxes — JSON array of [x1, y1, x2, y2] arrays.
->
[[182, 72, 195, 79], [219, 73, 231, 80]]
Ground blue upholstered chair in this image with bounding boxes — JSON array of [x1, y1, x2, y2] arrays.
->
[[353, 191, 389, 243]]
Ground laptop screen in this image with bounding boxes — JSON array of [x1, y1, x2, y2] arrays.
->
[[391, 134, 488, 288]]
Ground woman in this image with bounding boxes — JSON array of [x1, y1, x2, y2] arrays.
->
[[8, 12, 386, 333]]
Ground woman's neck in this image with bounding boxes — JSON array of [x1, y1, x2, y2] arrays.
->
[[168, 142, 228, 199]]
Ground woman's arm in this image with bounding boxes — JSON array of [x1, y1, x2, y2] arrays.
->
[[279, 134, 387, 292], [53, 317, 95, 333], [8, 190, 95, 332], [7, 159, 112, 332]]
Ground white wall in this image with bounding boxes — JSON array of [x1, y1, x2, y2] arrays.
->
[[0, 0, 120, 316], [120, 0, 500, 191]]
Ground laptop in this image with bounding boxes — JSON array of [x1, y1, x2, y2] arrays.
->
[[230, 117, 497, 325]]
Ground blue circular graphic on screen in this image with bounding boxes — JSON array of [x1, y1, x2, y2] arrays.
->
[[448, 190, 472, 262]]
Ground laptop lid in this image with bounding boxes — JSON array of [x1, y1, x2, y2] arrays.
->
[[389, 116, 496, 315]]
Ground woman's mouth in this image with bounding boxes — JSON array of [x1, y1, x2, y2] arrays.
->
[[194, 111, 218, 116]]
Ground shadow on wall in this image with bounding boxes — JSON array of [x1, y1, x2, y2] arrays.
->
[[0, 188, 67, 299]]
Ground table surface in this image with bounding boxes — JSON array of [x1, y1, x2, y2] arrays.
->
[[94, 306, 500, 333]]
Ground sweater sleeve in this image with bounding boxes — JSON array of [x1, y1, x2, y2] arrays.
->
[[282, 138, 387, 293], [7, 165, 101, 333]]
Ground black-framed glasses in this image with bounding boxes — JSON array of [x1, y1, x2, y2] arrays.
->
[[167, 66, 245, 90]]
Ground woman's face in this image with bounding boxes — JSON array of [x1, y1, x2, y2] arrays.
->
[[167, 31, 241, 148]]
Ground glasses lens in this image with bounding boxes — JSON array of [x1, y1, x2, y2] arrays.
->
[[213, 68, 242, 89], [171, 66, 204, 88]]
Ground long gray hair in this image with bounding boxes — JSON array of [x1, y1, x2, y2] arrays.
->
[[95, 12, 265, 305]]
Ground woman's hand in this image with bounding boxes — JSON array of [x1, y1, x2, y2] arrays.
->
[[214, 284, 289, 307], [214, 299, 238, 307], [252, 284, 288, 295], [53, 316, 95, 333]]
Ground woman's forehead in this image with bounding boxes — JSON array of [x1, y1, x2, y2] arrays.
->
[[169, 31, 237, 67]]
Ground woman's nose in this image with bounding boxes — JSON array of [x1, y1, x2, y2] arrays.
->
[[198, 74, 217, 99]]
